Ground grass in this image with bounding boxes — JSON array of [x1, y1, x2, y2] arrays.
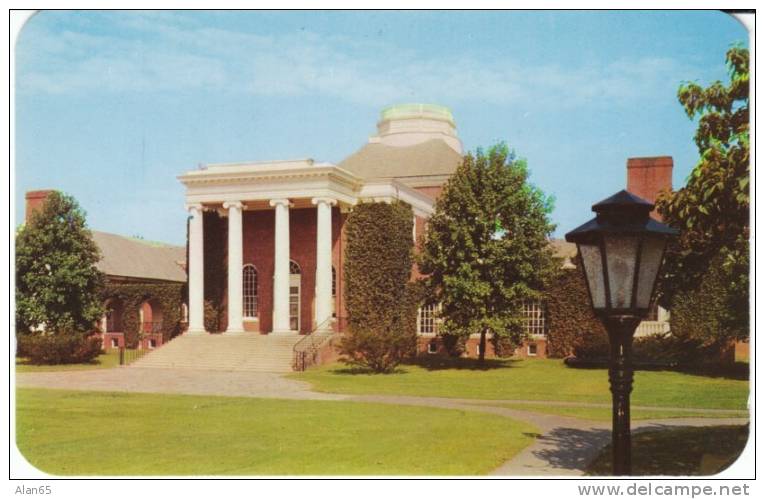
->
[[293, 358, 749, 410], [16, 388, 538, 476], [15, 351, 122, 372], [474, 402, 747, 422], [586, 425, 749, 476]]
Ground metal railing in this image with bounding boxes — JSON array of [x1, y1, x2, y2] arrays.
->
[[118, 347, 151, 366], [634, 320, 670, 337], [293, 317, 337, 372]]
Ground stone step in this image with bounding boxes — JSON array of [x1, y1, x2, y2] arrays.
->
[[130, 333, 302, 373]]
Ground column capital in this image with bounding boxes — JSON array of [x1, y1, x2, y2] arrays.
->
[[269, 198, 292, 208], [222, 201, 244, 210], [311, 197, 337, 207], [185, 203, 204, 213]]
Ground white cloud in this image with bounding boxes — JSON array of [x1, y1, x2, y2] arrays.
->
[[16, 12, 691, 109]]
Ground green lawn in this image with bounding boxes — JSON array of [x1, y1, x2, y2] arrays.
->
[[476, 402, 746, 422], [16, 388, 537, 476], [586, 425, 749, 476], [293, 358, 749, 410], [16, 351, 121, 372]]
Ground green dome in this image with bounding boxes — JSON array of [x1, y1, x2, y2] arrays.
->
[[380, 103, 455, 126]]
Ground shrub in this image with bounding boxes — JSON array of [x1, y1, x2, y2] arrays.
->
[[18, 332, 103, 365], [340, 202, 418, 373]]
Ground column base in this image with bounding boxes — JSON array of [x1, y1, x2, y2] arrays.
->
[[185, 328, 208, 335]]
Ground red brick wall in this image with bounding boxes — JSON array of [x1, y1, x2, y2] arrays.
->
[[626, 156, 673, 221], [415, 185, 444, 200], [240, 206, 344, 334]]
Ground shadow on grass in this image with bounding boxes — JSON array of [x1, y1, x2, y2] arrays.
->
[[15, 357, 103, 367], [565, 358, 749, 381], [405, 356, 519, 371], [325, 356, 519, 375], [328, 366, 409, 375], [585, 424, 749, 476]]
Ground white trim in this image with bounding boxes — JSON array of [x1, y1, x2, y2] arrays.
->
[[180, 164, 435, 217]]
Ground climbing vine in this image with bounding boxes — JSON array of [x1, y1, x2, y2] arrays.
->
[[102, 281, 186, 347]]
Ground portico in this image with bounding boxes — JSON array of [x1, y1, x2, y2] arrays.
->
[[178, 158, 435, 335]]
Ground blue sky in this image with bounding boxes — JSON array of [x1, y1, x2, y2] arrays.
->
[[15, 10, 748, 245]]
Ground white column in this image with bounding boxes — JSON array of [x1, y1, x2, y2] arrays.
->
[[312, 197, 336, 331], [224, 201, 245, 334], [187, 204, 206, 334], [270, 198, 292, 334]]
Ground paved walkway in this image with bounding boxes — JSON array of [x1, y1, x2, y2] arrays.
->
[[15, 367, 347, 400], [15, 367, 749, 476]]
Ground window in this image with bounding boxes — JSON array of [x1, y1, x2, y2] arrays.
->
[[149, 339, 157, 349], [111, 338, 119, 348], [243, 265, 258, 318], [332, 266, 337, 318], [427, 342, 438, 354], [527, 343, 538, 356], [181, 303, 188, 323], [417, 303, 439, 335], [289, 260, 301, 275], [521, 300, 546, 337]]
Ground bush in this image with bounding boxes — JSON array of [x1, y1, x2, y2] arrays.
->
[[340, 202, 418, 373], [17, 332, 103, 365]]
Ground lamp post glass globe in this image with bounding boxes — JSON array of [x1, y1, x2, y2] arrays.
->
[[565, 189, 678, 475]]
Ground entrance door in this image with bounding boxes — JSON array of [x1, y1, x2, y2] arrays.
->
[[289, 261, 301, 331]]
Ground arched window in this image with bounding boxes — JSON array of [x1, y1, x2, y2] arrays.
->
[[289, 260, 301, 275], [243, 264, 258, 318]]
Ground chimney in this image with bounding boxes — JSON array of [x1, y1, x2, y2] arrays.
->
[[626, 156, 673, 220], [25, 190, 55, 223]]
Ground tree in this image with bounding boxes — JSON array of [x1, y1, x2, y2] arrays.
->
[[655, 46, 749, 344], [419, 144, 556, 363], [340, 202, 418, 373], [16, 191, 105, 360]]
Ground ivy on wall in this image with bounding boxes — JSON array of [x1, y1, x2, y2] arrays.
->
[[102, 281, 186, 348], [203, 211, 228, 333], [544, 265, 607, 358], [340, 201, 419, 372]]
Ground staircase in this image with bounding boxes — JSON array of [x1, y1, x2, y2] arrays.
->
[[130, 334, 301, 373]]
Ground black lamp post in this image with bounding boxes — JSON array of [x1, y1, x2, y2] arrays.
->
[[565, 190, 678, 475]]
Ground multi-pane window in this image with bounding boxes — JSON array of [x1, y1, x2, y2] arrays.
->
[[243, 264, 258, 318], [417, 303, 439, 335], [521, 300, 546, 337]]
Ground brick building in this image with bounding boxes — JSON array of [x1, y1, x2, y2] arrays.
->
[[24, 191, 187, 351], [173, 104, 673, 366]]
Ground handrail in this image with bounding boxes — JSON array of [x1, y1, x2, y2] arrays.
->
[[293, 317, 336, 371]]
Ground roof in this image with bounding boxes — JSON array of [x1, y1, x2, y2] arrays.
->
[[549, 238, 578, 270], [91, 231, 186, 283], [339, 139, 463, 181], [549, 238, 577, 259]]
